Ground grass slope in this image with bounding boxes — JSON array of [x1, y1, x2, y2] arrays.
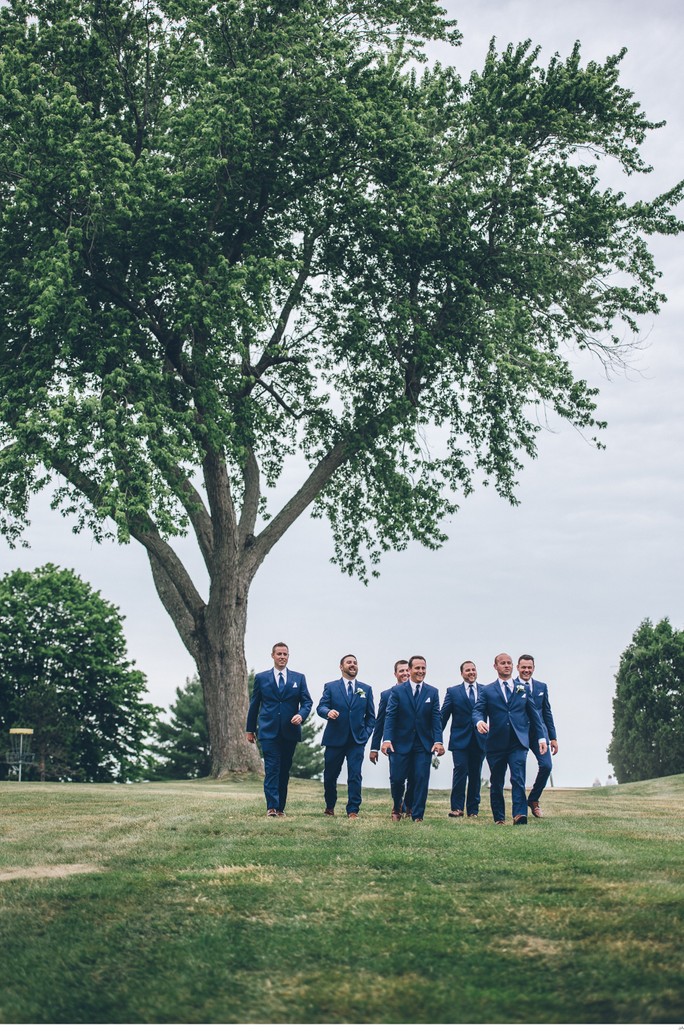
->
[[1, 775, 683, 1023]]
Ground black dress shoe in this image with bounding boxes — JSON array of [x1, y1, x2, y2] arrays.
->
[[513, 814, 528, 825], [324, 807, 335, 816]]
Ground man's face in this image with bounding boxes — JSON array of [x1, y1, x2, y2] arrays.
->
[[494, 653, 513, 679], [395, 663, 409, 683], [409, 658, 427, 683], [340, 655, 358, 679], [517, 658, 535, 682], [461, 662, 477, 684], [272, 646, 289, 670]]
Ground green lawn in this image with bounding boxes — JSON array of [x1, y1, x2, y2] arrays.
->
[[1, 775, 683, 1023]]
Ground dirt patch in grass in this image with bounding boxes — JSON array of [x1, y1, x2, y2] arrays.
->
[[0, 863, 102, 882]]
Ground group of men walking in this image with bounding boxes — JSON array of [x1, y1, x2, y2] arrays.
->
[[246, 643, 558, 825]]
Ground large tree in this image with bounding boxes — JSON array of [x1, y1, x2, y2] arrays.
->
[[0, 563, 157, 781], [1, 1, 681, 775], [608, 618, 684, 784]]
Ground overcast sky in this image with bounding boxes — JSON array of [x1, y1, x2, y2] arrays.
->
[[2, 0, 682, 790]]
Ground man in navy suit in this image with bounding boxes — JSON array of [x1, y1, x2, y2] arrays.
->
[[246, 642, 313, 817], [472, 652, 547, 825], [441, 660, 486, 818], [369, 659, 413, 816], [317, 654, 376, 818], [381, 655, 444, 821], [516, 654, 558, 818]]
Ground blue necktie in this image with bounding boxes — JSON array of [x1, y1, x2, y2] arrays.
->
[[347, 680, 354, 701], [278, 672, 285, 692], [468, 685, 475, 704], [503, 681, 511, 702]]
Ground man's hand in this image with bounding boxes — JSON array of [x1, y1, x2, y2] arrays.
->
[[381, 741, 394, 755], [291, 713, 303, 725], [432, 743, 445, 756], [550, 739, 559, 755], [539, 739, 548, 755], [369, 750, 379, 765], [246, 732, 256, 744], [327, 709, 340, 720], [476, 720, 488, 735]]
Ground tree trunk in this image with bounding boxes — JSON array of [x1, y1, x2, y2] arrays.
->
[[195, 588, 262, 777]]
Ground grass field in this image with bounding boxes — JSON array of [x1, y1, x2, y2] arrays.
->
[[1, 774, 683, 1023]]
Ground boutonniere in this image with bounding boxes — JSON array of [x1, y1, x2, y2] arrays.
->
[[355, 687, 366, 698], [516, 684, 526, 694]]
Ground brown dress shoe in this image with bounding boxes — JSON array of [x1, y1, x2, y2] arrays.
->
[[324, 807, 335, 816], [276, 810, 286, 817], [347, 812, 358, 819], [528, 799, 542, 818], [391, 810, 402, 821], [495, 819, 505, 825], [448, 809, 464, 818], [513, 814, 528, 825], [267, 808, 278, 817]]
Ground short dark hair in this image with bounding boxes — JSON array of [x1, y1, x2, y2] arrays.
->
[[394, 658, 408, 674], [340, 653, 357, 665], [408, 654, 426, 668], [271, 641, 289, 653], [518, 653, 535, 664], [460, 660, 475, 674]]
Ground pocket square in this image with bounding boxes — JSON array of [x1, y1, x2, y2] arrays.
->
[[424, 697, 431, 703]]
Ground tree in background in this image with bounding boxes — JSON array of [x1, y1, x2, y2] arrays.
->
[[151, 670, 324, 780], [0, 564, 158, 781], [608, 618, 684, 783], [150, 675, 211, 779], [1, 1, 682, 775]]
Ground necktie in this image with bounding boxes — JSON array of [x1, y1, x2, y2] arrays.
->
[[414, 684, 420, 700], [347, 680, 354, 700], [278, 672, 285, 692], [468, 685, 475, 704], [503, 680, 511, 701]]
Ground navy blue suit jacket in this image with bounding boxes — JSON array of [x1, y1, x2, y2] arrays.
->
[[383, 681, 442, 753], [246, 668, 312, 742], [441, 683, 486, 752], [317, 679, 376, 746], [515, 678, 557, 740], [471, 680, 545, 754]]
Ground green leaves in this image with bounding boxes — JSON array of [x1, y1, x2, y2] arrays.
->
[[608, 618, 684, 783], [0, 1, 681, 585], [0, 564, 159, 781]]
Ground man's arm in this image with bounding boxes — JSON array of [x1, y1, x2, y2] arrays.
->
[[293, 674, 313, 725], [472, 689, 489, 735], [246, 674, 263, 741], [542, 686, 558, 752], [381, 687, 399, 754], [369, 691, 388, 761], [430, 688, 445, 754], [526, 693, 547, 752], [440, 689, 453, 731]]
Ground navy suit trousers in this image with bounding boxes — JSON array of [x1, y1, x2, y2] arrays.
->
[[450, 739, 485, 815], [390, 744, 432, 820], [323, 738, 365, 813], [486, 735, 528, 822], [262, 737, 297, 812], [527, 736, 553, 802]]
